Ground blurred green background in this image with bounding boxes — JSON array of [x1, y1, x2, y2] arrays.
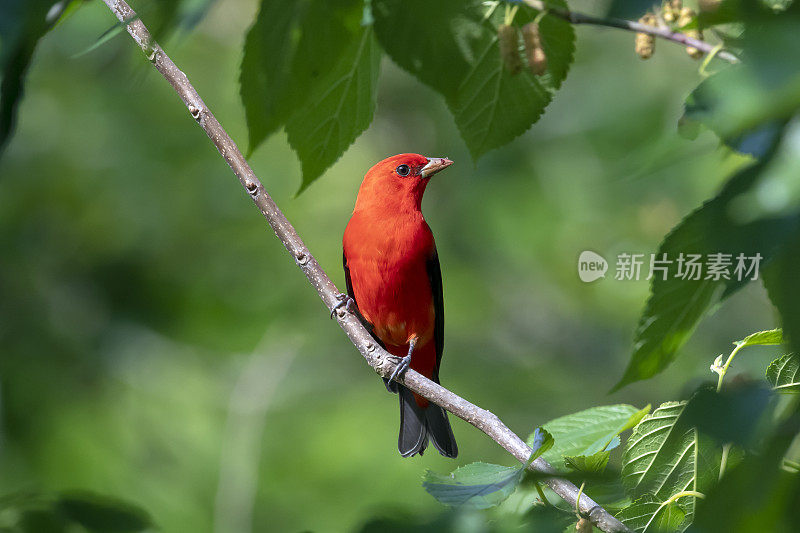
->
[[0, 0, 783, 531]]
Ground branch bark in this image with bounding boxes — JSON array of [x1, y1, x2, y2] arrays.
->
[[99, 1, 630, 531], [520, 0, 740, 64]]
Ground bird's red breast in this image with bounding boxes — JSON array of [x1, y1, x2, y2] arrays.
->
[[344, 210, 435, 347]]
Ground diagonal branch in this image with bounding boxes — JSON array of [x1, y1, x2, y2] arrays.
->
[[519, 0, 739, 64], [99, 1, 630, 531]]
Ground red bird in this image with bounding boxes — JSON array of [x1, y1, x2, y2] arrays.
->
[[339, 153, 457, 458]]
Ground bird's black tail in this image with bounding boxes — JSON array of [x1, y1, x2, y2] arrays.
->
[[397, 385, 458, 458]]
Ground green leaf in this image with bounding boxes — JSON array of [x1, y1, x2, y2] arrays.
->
[[358, 505, 572, 532], [682, 2, 800, 156], [19, 510, 67, 533], [681, 385, 774, 448], [766, 353, 800, 393], [285, 28, 381, 193], [529, 404, 649, 468], [764, 231, 800, 357], [621, 402, 718, 530], [71, 17, 138, 59], [372, 0, 471, 101], [422, 462, 524, 510], [736, 328, 783, 348], [373, 0, 575, 160], [240, 0, 360, 149], [564, 451, 611, 473], [423, 427, 552, 510], [683, 79, 787, 159], [132, 0, 215, 40], [448, 28, 551, 159], [0, 0, 70, 158], [240, 0, 307, 151], [696, 0, 750, 28], [621, 389, 784, 532], [455, 4, 574, 159], [689, 410, 800, 533], [612, 157, 800, 391], [589, 405, 651, 454], [606, 1, 653, 19], [616, 495, 687, 533], [449, 5, 575, 159], [56, 492, 153, 533], [240, 0, 377, 188], [527, 426, 555, 464], [0, 491, 155, 533]]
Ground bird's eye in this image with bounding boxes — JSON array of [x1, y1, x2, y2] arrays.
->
[[396, 164, 411, 177]]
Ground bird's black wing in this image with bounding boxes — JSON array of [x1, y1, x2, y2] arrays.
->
[[426, 248, 444, 383], [343, 250, 383, 347], [343, 250, 355, 301], [422, 246, 457, 457]]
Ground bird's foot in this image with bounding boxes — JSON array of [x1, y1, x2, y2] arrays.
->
[[330, 293, 355, 319], [388, 354, 412, 384]]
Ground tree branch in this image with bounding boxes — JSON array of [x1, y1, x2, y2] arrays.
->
[[99, 1, 630, 531], [519, 0, 740, 64]]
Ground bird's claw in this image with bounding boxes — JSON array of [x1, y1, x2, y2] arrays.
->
[[388, 354, 412, 384], [330, 293, 355, 319]]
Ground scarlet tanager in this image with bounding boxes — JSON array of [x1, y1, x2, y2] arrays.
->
[[337, 154, 458, 458]]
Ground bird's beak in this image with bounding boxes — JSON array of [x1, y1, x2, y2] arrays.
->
[[420, 157, 453, 178]]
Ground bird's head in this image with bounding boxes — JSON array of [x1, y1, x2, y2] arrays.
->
[[354, 153, 453, 213]]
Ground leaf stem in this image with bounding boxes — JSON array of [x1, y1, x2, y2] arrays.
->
[[644, 491, 705, 532], [663, 490, 706, 506], [535, 482, 555, 508], [504, 4, 519, 25], [716, 342, 746, 392], [699, 43, 724, 77], [575, 481, 585, 516], [719, 443, 731, 480], [483, 1, 501, 22]]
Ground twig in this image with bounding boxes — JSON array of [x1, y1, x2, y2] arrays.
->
[[98, 1, 630, 531], [518, 0, 739, 64]]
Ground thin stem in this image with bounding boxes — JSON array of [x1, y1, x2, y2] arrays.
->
[[575, 481, 585, 516], [716, 342, 745, 392], [535, 482, 555, 508], [517, 0, 739, 64], [700, 43, 724, 77], [504, 3, 519, 25], [98, 1, 630, 531], [719, 443, 731, 481], [782, 458, 800, 473], [644, 491, 705, 532], [663, 490, 706, 506], [483, 1, 501, 22]]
